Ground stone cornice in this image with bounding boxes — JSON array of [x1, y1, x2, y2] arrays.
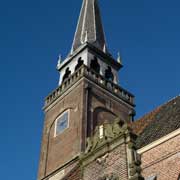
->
[[44, 65, 134, 111]]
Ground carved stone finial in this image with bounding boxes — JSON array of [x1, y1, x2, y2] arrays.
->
[[57, 54, 62, 70], [117, 52, 122, 64]]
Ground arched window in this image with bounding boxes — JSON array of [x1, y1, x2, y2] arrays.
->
[[90, 56, 100, 74], [75, 57, 84, 71], [93, 107, 116, 130], [62, 67, 71, 82], [105, 66, 114, 81]]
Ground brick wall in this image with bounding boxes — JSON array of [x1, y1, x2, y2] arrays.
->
[[83, 144, 128, 180], [90, 82, 134, 123], [140, 133, 180, 180], [87, 81, 134, 137], [38, 80, 86, 179], [60, 165, 81, 180], [38, 77, 135, 180]]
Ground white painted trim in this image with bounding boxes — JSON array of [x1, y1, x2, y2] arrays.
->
[[54, 109, 70, 137], [137, 128, 180, 154]]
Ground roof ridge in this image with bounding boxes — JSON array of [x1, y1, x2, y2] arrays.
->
[[136, 94, 180, 121], [160, 94, 180, 106]]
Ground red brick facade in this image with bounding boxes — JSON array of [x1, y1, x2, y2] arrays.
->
[[38, 80, 86, 179], [38, 75, 135, 180], [83, 144, 128, 180], [139, 133, 180, 180]]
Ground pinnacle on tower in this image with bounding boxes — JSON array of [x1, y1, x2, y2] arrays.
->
[[117, 52, 122, 64], [71, 0, 107, 53]]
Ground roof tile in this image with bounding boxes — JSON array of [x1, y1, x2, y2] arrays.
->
[[131, 96, 180, 148]]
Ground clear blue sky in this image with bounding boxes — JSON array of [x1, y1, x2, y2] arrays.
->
[[0, 0, 179, 179]]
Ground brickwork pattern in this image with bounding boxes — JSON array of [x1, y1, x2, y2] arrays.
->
[[90, 84, 133, 122], [38, 78, 134, 180], [140, 134, 180, 180], [38, 81, 86, 179], [83, 144, 128, 180], [61, 165, 81, 180]]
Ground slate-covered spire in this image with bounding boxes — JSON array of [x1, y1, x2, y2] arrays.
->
[[71, 0, 107, 53]]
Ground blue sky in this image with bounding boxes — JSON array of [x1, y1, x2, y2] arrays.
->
[[0, 0, 179, 179]]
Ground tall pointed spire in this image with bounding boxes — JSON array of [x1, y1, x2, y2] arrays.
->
[[71, 0, 107, 53]]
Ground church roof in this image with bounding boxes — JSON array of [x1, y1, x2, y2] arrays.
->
[[131, 95, 180, 148], [71, 0, 107, 53]]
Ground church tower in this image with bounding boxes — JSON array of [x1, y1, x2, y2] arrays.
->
[[38, 0, 138, 180]]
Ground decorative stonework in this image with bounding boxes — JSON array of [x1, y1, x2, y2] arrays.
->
[[44, 65, 134, 109], [98, 173, 119, 180], [85, 117, 128, 154], [127, 138, 144, 180], [49, 116, 145, 180], [81, 116, 144, 180], [96, 153, 109, 165]]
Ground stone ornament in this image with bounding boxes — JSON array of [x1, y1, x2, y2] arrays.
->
[[98, 173, 119, 180], [96, 153, 109, 165], [85, 117, 129, 154]]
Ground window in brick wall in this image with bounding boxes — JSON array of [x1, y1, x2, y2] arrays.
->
[[145, 175, 157, 180], [54, 110, 69, 137]]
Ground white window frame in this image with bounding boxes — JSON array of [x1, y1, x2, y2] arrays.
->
[[54, 110, 70, 137]]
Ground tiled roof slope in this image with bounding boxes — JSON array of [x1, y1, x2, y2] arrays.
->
[[132, 96, 180, 149]]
